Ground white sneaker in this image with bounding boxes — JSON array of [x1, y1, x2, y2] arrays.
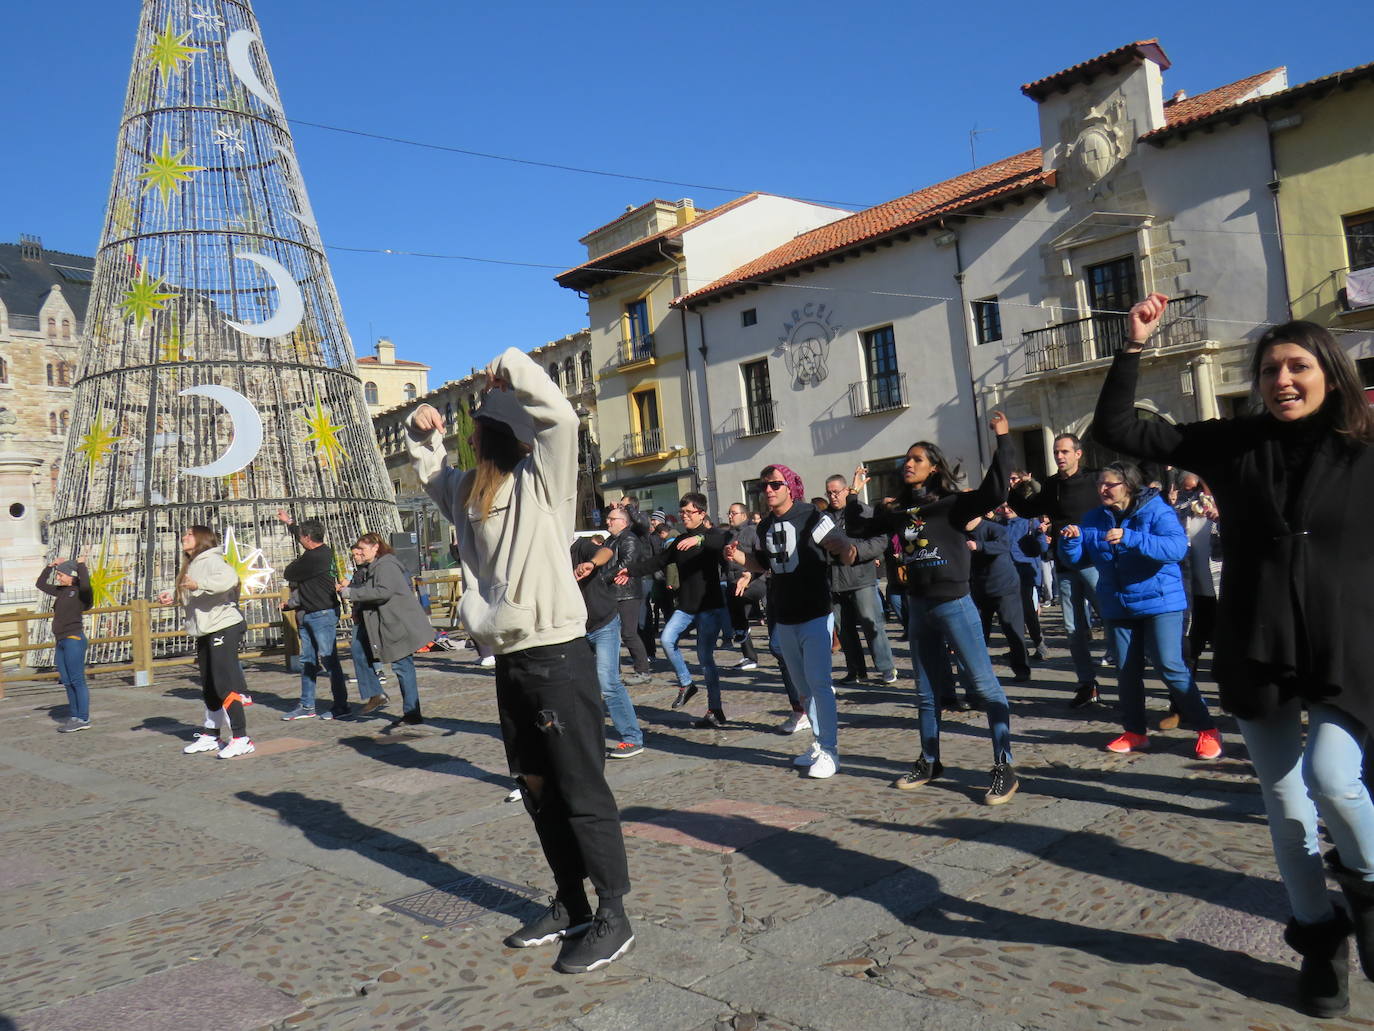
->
[[480, 655, 496, 668], [183, 734, 221, 754], [793, 741, 822, 767], [504, 787, 523, 803], [217, 736, 255, 759], [807, 750, 838, 779], [779, 712, 811, 735]]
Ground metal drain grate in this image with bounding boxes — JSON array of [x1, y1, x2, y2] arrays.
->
[[382, 875, 543, 929]]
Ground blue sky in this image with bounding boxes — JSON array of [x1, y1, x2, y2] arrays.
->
[[6, 1, 1371, 385]]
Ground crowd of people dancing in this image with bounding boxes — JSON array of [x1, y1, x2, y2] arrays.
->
[[34, 294, 1374, 1010]]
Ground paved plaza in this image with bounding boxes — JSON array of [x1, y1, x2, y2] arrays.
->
[[2, 615, 1370, 1031]]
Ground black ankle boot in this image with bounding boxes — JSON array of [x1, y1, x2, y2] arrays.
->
[[1284, 910, 1353, 1017], [1328, 857, 1374, 980]]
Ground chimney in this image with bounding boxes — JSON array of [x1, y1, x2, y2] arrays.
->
[[675, 198, 697, 226], [19, 233, 42, 261], [1170, 89, 1187, 103], [376, 337, 395, 364]]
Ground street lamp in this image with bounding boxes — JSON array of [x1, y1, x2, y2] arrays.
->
[[574, 405, 597, 529]]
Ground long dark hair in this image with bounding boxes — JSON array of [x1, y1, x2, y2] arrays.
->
[[176, 525, 219, 593], [898, 440, 963, 503], [1251, 321, 1374, 445], [469, 416, 530, 520]]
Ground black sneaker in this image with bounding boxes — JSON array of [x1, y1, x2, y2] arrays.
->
[[837, 673, 863, 685], [554, 911, 635, 973], [399, 710, 424, 725], [986, 761, 1020, 806], [1069, 683, 1099, 709], [503, 898, 592, 948], [893, 756, 943, 790], [942, 697, 970, 713], [671, 684, 697, 710], [693, 709, 726, 729]]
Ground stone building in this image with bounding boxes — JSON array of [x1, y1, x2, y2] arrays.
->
[[0, 235, 92, 590], [358, 336, 430, 416]]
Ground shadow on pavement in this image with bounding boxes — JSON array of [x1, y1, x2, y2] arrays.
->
[[334, 734, 511, 789]]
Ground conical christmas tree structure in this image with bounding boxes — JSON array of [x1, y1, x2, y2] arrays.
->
[[49, 0, 400, 660]]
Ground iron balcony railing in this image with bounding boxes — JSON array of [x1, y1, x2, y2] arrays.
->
[[734, 400, 781, 437], [848, 372, 908, 417], [622, 427, 664, 459], [614, 334, 655, 367], [1025, 294, 1209, 373]]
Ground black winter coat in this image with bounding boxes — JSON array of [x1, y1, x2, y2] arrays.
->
[[1094, 351, 1374, 732], [607, 530, 643, 601]]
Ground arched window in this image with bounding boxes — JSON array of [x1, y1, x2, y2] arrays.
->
[[49, 412, 58, 434], [59, 410, 69, 432], [563, 357, 575, 388], [50, 461, 59, 494], [0, 357, 7, 384], [61, 319, 71, 340], [444, 401, 453, 423], [580, 350, 592, 382], [548, 363, 560, 385], [46, 364, 54, 386], [467, 394, 477, 414], [46, 317, 57, 338], [56, 361, 71, 386], [403, 383, 416, 401], [364, 381, 378, 405]]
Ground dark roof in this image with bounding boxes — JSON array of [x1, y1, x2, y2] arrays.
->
[[0, 243, 95, 322]]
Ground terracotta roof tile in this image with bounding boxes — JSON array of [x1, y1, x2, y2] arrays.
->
[[677, 150, 1050, 306], [1153, 68, 1287, 134], [357, 355, 429, 367], [1022, 40, 1170, 100]]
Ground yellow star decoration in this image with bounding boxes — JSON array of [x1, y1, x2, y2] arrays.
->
[[87, 538, 129, 608], [139, 134, 205, 206], [75, 414, 123, 472], [119, 268, 177, 328], [112, 197, 137, 234], [148, 14, 205, 81], [221, 470, 247, 498], [220, 526, 274, 595], [158, 318, 192, 362], [300, 392, 350, 470]]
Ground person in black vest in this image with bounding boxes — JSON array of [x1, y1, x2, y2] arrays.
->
[[604, 507, 652, 683], [966, 514, 1031, 683], [277, 511, 349, 720], [38, 558, 93, 732], [824, 472, 898, 686], [1094, 294, 1374, 1017]]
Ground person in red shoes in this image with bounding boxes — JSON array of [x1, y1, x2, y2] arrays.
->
[[1057, 460, 1221, 760]]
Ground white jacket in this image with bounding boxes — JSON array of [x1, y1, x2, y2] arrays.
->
[[406, 347, 586, 655], [182, 549, 245, 637]]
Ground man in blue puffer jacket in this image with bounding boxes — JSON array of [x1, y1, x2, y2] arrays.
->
[[1058, 460, 1221, 760]]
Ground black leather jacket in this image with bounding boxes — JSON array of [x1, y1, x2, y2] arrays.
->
[[608, 529, 643, 601]]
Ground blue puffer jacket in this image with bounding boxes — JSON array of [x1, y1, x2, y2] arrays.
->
[[1058, 488, 1187, 619]]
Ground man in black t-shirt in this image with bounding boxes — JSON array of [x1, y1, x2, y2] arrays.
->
[[726, 464, 855, 779], [278, 511, 350, 720]]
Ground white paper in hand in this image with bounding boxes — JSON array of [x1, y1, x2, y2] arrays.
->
[[811, 514, 836, 545]]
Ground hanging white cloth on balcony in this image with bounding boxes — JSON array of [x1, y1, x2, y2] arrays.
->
[[1348, 267, 1374, 309]]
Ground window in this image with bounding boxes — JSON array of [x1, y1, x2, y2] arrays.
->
[[741, 308, 758, 327], [0, 357, 7, 384], [49, 412, 58, 434], [444, 401, 453, 424], [50, 461, 59, 494], [55, 361, 71, 386], [60, 410, 69, 433], [741, 359, 775, 434], [626, 298, 651, 355], [630, 388, 661, 454], [1085, 255, 1139, 357], [403, 383, 416, 401], [46, 364, 54, 386], [61, 319, 71, 339], [47, 317, 56, 338], [364, 381, 378, 405], [1347, 212, 1374, 272], [467, 394, 477, 413], [579, 351, 592, 383], [548, 362, 561, 385], [862, 325, 902, 410], [972, 296, 1002, 345], [864, 456, 906, 505], [744, 478, 767, 516]]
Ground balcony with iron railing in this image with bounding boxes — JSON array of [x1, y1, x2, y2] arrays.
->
[[613, 334, 655, 369], [561, 376, 595, 398], [848, 372, 908, 417], [733, 400, 781, 437], [1024, 294, 1209, 373], [621, 426, 665, 461]]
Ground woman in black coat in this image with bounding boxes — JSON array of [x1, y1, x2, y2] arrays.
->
[[1094, 293, 1374, 1017]]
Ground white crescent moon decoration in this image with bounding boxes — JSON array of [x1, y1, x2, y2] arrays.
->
[[225, 251, 304, 338], [178, 384, 265, 477], [225, 30, 282, 112], [273, 144, 320, 236]]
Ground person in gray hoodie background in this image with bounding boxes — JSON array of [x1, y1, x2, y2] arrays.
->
[[405, 346, 633, 976]]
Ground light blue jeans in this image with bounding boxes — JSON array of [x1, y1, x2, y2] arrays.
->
[[588, 616, 642, 746], [772, 614, 837, 756], [1238, 698, 1374, 924], [662, 606, 729, 710], [1056, 562, 1103, 683]]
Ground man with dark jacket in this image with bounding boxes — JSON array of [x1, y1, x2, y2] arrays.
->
[[967, 516, 1031, 682], [724, 502, 763, 671], [1008, 433, 1107, 707], [605, 507, 651, 683], [824, 474, 897, 685], [277, 510, 350, 720]]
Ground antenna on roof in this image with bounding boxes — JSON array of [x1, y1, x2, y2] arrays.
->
[[969, 125, 996, 169]]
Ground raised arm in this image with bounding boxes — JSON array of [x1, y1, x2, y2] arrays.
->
[[950, 415, 1015, 523], [488, 347, 579, 512]]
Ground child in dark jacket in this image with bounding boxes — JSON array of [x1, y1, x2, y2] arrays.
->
[[38, 559, 93, 732]]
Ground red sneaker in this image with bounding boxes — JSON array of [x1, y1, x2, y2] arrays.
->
[[1195, 728, 1223, 760], [1105, 731, 1150, 753]]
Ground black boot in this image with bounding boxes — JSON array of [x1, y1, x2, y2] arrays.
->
[[1283, 909, 1352, 1018], [1329, 856, 1374, 980]]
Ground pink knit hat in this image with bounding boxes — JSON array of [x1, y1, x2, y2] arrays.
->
[[765, 463, 805, 502]]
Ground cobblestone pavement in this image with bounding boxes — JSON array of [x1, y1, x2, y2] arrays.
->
[[2, 613, 1371, 1030]]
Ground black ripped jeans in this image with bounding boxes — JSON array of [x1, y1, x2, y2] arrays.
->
[[495, 638, 631, 905]]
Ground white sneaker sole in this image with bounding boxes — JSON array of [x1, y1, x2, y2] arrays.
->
[[558, 934, 635, 973], [506, 920, 592, 948]]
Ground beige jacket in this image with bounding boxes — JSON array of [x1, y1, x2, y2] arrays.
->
[[182, 549, 245, 638], [406, 347, 586, 655]]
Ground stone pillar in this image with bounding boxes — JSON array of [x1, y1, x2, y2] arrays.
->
[[1192, 356, 1221, 421], [0, 412, 46, 597]]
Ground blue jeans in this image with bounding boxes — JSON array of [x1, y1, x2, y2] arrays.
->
[[908, 593, 1012, 764], [352, 622, 420, 715], [1238, 699, 1374, 924], [588, 616, 642, 746], [298, 608, 348, 712], [55, 634, 89, 722], [833, 585, 895, 678], [772, 614, 837, 756], [1107, 611, 1214, 736], [662, 607, 729, 710], [1056, 562, 1103, 683]]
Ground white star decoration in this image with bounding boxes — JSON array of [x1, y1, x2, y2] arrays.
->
[[213, 124, 246, 155], [189, 5, 224, 32], [219, 526, 274, 595]]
